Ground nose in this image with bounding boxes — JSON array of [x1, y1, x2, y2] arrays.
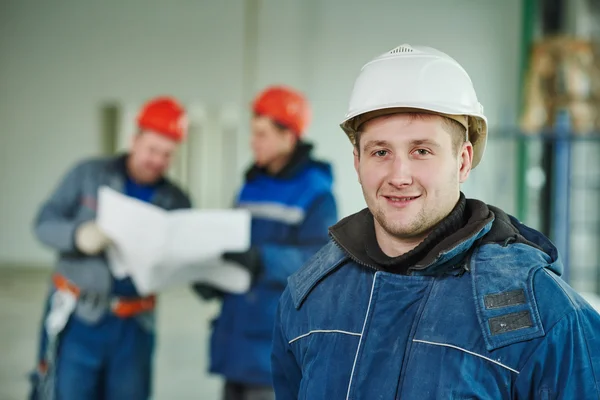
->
[[386, 155, 412, 188]]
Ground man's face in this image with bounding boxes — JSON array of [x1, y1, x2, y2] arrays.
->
[[250, 115, 296, 168], [354, 114, 472, 243], [128, 131, 178, 184]]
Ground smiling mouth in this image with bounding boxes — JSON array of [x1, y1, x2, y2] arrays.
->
[[384, 195, 420, 202]]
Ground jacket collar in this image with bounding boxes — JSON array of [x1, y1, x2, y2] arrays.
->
[[109, 153, 168, 187], [288, 200, 562, 310], [106, 153, 176, 209], [329, 195, 494, 276], [245, 141, 317, 181], [288, 198, 494, 309]]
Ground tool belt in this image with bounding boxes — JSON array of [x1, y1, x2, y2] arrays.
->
[[30, 274, 156, 400], [52, 273, 156, 318]]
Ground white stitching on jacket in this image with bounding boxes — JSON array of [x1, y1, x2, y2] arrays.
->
[[346, 272, 379, 400], [288, 330, 361, 344], [412, 339, 520, 374]]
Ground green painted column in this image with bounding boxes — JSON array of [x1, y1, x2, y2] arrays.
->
[[516, 0, 537, 223]]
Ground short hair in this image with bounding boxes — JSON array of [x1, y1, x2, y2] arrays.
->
[[354, 113, 467, 156]]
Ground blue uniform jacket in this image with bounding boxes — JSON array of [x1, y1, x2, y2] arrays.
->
[[208, 143, 338, 386], [272, 200, 600, 399]]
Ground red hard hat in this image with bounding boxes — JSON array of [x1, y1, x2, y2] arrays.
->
[[252, 86, 311, 136], [137, 96, 187, 142]]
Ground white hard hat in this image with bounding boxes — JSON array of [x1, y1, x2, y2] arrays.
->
[[341, 44, 488, 168]]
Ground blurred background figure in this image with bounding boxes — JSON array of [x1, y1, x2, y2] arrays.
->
[[193, 85, 338, 400], [29, 97, 191, 400]]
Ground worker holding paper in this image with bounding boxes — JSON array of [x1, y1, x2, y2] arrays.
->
[[30, 96, 191, 400], [193, 86, 338, 400]]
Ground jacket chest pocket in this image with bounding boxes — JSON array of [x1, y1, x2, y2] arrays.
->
[[398, 340, 513, 399], [294, 330, 361, 399]]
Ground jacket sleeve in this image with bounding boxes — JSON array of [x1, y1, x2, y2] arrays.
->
[[180, 195, 192, 209], [513, 307, 600, 399], [33, 162, 87, 253], [172, 194, 192, 211], [171, 185, 193, 210], [271, 290, 302, 400], [259, 192, 338, 286]]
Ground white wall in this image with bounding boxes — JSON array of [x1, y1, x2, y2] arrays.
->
[[0, 0, 523, 266], [0, 0, 248, 265]]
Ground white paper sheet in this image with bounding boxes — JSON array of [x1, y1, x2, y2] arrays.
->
[[96, 186, 251, 295]]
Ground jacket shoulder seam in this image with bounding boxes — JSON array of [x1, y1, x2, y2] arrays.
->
[[288, 241, 347, 309]]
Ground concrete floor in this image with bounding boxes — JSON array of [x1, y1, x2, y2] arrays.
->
[[0, 267, 223, 400]]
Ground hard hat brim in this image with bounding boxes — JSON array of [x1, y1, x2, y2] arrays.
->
[[340, 105, 488, 168]]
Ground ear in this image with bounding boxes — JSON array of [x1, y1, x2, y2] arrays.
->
[[284, 129, 298, 149], [458, 141, 474, 183], [353, 147, 361, 183]]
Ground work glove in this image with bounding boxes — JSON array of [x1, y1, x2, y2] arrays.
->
[[222, 247, 262, 283], [191, 283, 226, 301], [75, 221, 111, 256]]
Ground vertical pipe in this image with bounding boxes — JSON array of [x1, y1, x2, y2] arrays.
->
[[540, 0, 571, 281], [100, 103, 120, 155], [551, 110, 572, 282], [235, 0, 261, 191], [539, 0, 566, 238], [242, 0, 260, 105]]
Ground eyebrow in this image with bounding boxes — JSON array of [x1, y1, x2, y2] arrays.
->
[[362, 138, 441, 152], [362, 140, 389, 152], [409, 139, 441, 148]]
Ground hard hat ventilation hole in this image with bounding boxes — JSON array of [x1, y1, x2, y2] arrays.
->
[[389, 45, 414, 54]]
